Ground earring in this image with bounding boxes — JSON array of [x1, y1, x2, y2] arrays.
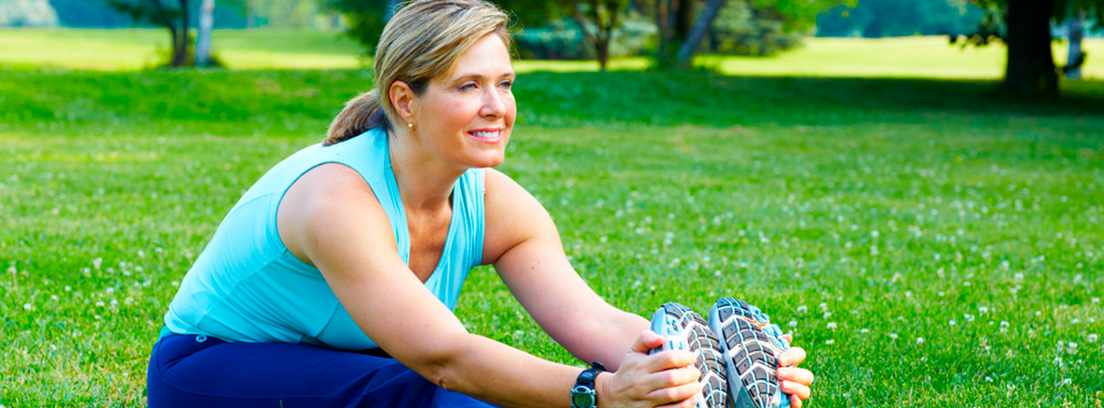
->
[[408, 122, 414, 131]]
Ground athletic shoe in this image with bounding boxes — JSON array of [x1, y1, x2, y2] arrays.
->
[[650, 302, 728, 408], [707, 298, 791, 408]]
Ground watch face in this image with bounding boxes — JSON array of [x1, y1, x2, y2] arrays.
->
[[571, 386, 596, 408]]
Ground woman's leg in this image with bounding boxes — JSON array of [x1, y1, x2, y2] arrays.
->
[[148, 333, 498, 408]]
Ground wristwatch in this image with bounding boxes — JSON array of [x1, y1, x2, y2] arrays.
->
[[570, 362, 607, 408]]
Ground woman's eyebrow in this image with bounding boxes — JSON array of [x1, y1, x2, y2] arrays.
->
[[451, 71, 516, 82]]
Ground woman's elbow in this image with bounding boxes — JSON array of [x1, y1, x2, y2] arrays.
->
[[402, 335, 472, 392]]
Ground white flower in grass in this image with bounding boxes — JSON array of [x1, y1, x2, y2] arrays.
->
[[788, 320, 797, 328], [826, 322, 837, 330], [1088, 334, 1098, 343], [949, 320, 956, 326], [1060, 378, 1072, 386], [23, 303, 32, 311], [938, 291, 945, 297], [50, 295, 58, 301], [797, 305, 808, 313], [978, 306, 989, 314], [860, 328, 870, 334], [888, 333, 898, 340], [1093, 297, 1100, 304], [1035, 311, 1042, 317], [825, 339, 834, 345], [916, 337, 924, 344], [92, 258, 103, 270], [985, 376, 992, 382]]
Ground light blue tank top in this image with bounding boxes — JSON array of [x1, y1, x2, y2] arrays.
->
[[162, 127, 485, 350]]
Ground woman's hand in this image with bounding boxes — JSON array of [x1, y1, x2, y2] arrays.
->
[[596, 330, 702, 408], [777, 334, 813, 408]]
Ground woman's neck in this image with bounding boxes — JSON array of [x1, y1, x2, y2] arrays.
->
[[387, 129, 464, 213]]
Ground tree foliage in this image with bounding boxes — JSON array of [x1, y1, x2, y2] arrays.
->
[[640, 0, 852, 68], [816, 0, 986, 38], [706, 1, 805, 56], [1, 0, 60, 27]]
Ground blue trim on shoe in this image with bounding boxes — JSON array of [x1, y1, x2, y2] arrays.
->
[[708, 298, 792, 408]]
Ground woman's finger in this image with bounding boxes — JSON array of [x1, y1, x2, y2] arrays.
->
[[782, 333, 793, 344], [790, 393, 803, 408], [646, 377, 702, 405], [647, 365, 700, 389], [781, 380, 811, 401], [778, 346, 807, 366], [629, 330, 666, 354], [777, 366, 814, 386], [645, 349, 698, 372]]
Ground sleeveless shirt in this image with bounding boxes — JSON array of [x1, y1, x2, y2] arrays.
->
[[162, 127, 486, 350]]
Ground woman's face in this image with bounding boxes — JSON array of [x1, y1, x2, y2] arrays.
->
[[411, 34, 516, 169]]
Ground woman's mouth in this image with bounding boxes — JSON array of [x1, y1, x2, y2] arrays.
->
[[468, 129, 503, 142]]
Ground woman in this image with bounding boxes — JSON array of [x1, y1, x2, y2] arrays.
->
[[146, 1, 814, 407]]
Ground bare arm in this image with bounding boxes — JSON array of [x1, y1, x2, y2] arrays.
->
[[482, 169, 651, 370], [278, 164, 699, 408]]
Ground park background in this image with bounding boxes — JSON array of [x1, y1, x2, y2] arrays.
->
[[1, 0, 1102, 406]]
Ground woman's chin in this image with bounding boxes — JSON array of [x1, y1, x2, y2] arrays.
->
[[472, 155, 505, 169]]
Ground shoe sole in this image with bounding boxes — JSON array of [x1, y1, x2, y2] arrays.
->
[[650, 302, 728, 408], [708, 298, 791, 408]]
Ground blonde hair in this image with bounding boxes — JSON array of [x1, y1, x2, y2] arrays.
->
[[324, 0, 511, 145]]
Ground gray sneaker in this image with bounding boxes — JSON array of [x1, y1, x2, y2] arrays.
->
[[707, 298, 791, 408], [650, 302, 728, 408]]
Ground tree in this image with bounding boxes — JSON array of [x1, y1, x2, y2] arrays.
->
[[645, 0, 852, 69], [320, 0, 388, 54], [105, 0, 243, 67], [507, 0, 632, 71], [968, 0, 1102, 97], [815, 0, 986, 38], [0, 0, 60, 27]]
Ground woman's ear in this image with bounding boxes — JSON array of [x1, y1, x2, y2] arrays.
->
[[390, 81, 416, 123]]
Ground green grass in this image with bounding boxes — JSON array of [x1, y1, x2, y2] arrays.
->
[[2, 29, 1103, 407]]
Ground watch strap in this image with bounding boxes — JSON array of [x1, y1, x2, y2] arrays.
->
[[571, 362, 607, 408]]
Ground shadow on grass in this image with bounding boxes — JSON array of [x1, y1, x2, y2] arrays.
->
[[1, 68, 1102, 136], [515, 70, 1104, 128]]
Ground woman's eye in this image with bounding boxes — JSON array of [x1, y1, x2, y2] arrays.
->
[[458, 82, 477, 91], [499, 80, 513, 89]]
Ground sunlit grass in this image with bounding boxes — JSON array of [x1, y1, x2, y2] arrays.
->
[[2, 28, 1102, 79]]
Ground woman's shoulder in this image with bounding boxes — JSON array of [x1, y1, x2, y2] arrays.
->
[[481, 168, 556, 263]]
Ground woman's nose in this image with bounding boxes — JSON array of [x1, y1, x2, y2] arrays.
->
[[480, 89, 507, 118]]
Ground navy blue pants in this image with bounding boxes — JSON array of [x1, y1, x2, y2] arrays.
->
[[147, 333, 498, 408]]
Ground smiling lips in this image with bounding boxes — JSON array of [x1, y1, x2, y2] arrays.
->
[[468, 128, 503, 143]]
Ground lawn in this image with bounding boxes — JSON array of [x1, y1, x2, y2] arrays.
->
[[1, 28, 1102, 407]]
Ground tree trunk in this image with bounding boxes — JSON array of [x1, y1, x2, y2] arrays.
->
[[1067, 9, 1085, 80], [655, 0, 682, 69], [676, 0, 726, 67], [196, 0, 215, 68], [1002, 0, 1058, 97], [169, 0, 192, 66]]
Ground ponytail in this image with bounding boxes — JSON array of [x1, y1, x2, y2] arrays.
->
[[324, 91, 391, 146]]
